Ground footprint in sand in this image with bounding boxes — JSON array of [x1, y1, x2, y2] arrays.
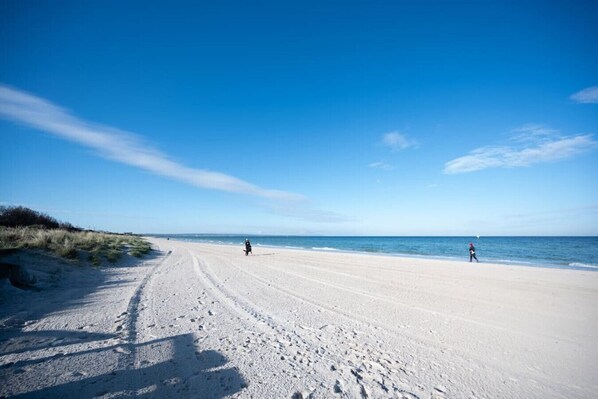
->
[[434, 385, 447, 394]]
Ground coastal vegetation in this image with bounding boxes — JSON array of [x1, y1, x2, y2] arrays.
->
[[0, 206, 151, 265]]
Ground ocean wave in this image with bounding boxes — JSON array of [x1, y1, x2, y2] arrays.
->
[[493, 259, 535, 265], [361, 247, 381, 253], [568, 262, 598, 269], [312, 247, 339, 251], [243, 243, 306, 250]]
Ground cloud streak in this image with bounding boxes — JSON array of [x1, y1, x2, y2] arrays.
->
[[368, 161, 394, 170], [570, 86, 598, 104], [382, 132, 418, 151], [0, 84, 306, 203], [443, 125, 597, 174]]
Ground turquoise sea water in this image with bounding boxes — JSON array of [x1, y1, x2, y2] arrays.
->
[[152, 235, 598, 271]]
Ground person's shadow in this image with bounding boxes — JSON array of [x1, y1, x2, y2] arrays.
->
[[6, 333, 247, 398]]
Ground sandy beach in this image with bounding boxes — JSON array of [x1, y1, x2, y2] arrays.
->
[[1, 237, 597, 398]]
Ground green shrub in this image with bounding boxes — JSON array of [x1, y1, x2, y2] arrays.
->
[[130, 242, 151, 257], [88, 251, 102, 266], [0, 206, 60, 229], [56, 245, 78, 259], [106, 249, 121, 263]]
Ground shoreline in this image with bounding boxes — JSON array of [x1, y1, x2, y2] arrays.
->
[[150, 235, 598, 272]]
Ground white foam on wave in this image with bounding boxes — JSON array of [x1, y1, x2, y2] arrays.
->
[[312, 247, 339, 251], [494, 259, 535, 265], [568, 262, 598, 269]]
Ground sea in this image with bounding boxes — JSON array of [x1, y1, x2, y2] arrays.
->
[[151, 235, 598, 271]]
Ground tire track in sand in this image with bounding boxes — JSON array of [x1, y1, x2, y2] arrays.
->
[[190, 251, 431, 399], [112, 249, 172, 395], [189, 252, 352, 395], [191, 249, 574, 399]]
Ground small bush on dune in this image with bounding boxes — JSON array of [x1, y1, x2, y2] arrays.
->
[[106, 249, 121, 263], [0, 228, 22, 249], [130, 245, 149, 258], [129, 239, 152, 258], [76, 232, 95, 251], [31, 229, 51, 249], [88, 250, 102, 266], [55, 238, 78, 259]]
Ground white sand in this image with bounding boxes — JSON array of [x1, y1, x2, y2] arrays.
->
[[1, 237, 597, 398]]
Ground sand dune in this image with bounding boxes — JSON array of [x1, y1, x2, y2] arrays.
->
[[1, 237, 597, 398]]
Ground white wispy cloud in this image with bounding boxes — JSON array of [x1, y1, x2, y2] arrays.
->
[[0, 84, 305, 203], [510, 124, 559, 143], [443, 125, 597, 174], [381, 131, 418, 151], [367, 161, 394, 170], [570, 86, 598, 104]]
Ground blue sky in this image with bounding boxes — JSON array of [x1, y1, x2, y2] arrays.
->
[[1, 1, 597, 235]]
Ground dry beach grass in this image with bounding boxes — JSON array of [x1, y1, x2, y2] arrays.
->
[[0, 226, 152, 265]]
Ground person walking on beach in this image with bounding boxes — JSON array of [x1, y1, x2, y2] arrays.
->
[[469, 243, 479, 262], [244, 239, 252, 256]]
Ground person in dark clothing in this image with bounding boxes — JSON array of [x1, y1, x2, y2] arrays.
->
[[244, 239, 252, 256], [469, 243, 479, 262]]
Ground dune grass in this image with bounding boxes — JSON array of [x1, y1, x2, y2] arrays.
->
[[0, 227, 152, 265]]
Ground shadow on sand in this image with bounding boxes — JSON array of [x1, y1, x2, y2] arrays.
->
[[1, 248, 246, 398], [5, 332, 246, 398]]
